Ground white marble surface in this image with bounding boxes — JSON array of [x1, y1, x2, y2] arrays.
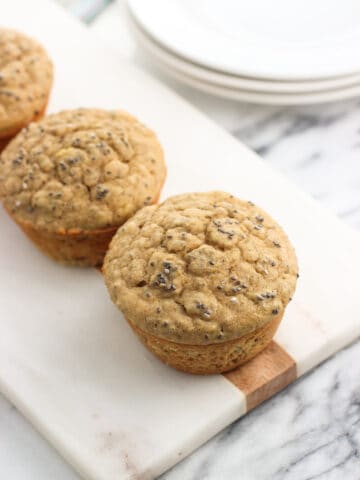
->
[[1, 1, 359, 479]]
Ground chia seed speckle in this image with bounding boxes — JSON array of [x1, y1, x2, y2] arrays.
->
[[96, 187, 109, 200]]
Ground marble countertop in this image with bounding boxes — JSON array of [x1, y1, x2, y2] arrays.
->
[[1, 1, 359, 479]]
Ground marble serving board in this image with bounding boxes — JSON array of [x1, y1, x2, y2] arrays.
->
[[1, 1, 359, 479]]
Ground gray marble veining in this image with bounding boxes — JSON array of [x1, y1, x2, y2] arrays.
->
[[232, 100, 360, 230], [162, 341, 360, 480]]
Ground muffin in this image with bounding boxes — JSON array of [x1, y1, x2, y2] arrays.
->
[[0, 108, 166, 266], [104, 191, 298, 374], [0, 28, 53, 151]]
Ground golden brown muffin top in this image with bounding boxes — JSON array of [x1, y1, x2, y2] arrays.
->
[[0, 28, 53, 137], [104, 191, 298, 345], [0, 108, 166, 232]]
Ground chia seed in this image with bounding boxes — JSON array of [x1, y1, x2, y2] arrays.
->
[[262, 292, 276, 299], [12, 158, 22, 166], [232, 286, 242, 293], [155, 273, 166, 285], [68, 156, 80, 165], [96, 187, 109, 200]]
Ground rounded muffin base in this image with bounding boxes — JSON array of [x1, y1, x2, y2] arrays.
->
[[0, 100, 49, 153], [11, 216, 118, 267], [127, 313, 283, 375]]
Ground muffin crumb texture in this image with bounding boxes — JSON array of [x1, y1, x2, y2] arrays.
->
[[0, 28, 53, 137], [0, 108, 165, 231], [104, 192, 298, 345]]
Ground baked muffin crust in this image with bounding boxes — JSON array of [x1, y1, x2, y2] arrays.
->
[[0, 28, 53, 137], [104, 191, 298, 345], [0, 108, 166, 232]]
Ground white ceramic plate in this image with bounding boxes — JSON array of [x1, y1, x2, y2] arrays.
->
[[149, 60, 360, 105], [128, 13, 360, 94], [130, 17, 360, 105], [128, 0, 360, 80]]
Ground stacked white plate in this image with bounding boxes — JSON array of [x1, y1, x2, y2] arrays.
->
[[127, 0, 360, 105]]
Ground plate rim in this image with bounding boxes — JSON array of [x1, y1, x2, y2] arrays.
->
[[128, 13, 360, 94], [127, 0, 360, 81]]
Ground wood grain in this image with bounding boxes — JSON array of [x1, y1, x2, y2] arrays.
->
[[224, 341, 297, 411]]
